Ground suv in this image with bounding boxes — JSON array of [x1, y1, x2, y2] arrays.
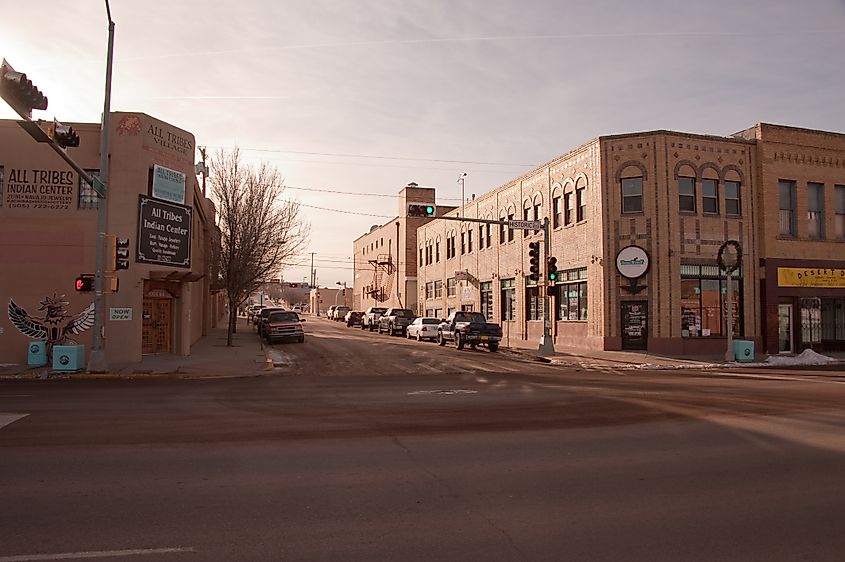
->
[[362, 306, 387, 332], [263, 310, 306, 344], [345, 311, 364, 327], [256, 307, 285, 333], [333, 306, 350, 322], [326, 305, 337, 320], [377, 308, 416, 336]]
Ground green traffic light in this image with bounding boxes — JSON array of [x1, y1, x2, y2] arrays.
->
[[425, 205, 434, 215], [548, 272, 557, 281]]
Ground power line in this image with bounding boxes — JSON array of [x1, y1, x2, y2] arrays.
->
[[292, 201, 393, 218], [284, 183, 462, 201]]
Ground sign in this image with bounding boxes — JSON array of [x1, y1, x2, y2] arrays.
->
[[3, 168, 74, 210], [137, 195, 192, 268], [109, 307, 133, 321], [777, 267, 845, 288], [152, 164, 186, 204], [616, 245, 650, 279], [508, 219, 542, 230], [462, 287, 472, 300], [717, 240, 742, 273], [92, 176, 107, 198]]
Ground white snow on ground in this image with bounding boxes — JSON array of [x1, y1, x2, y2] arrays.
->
[[764, 348, 837, 366]]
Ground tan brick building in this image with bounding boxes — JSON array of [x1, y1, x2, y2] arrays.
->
[[0, 112, 225, 367], [360, 123, 845, 356]]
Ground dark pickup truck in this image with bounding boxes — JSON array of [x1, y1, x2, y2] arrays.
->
[[437, 311, 502, 352]]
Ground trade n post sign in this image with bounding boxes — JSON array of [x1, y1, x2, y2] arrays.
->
[[137, 195, 192, 268]]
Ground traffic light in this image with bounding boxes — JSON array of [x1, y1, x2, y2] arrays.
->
[[75, 274, 94, 292], [408, 203, 436, 217], [528, 241, 541, 281], [547, 256, 558, 282], [115, 238, 130, 270], [0, 59, 48, 118], [47, 119, 80, 148]]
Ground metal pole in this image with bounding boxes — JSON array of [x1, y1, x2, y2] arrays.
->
[[395, 221, 402, 308], [310, 252, 315, 288], [539, 217, 555, 355], [87, 1, 115, 373], [725, 271, 735, 362]]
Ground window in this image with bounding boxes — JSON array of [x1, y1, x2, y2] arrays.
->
[[500, 278, 516, 321], [725, 180, 741, 215], [434, 280, 443, 298], [621, 177, 643, 213], [576, 188, 586, 222], [680, 264, 742, 338], [552, 195, 561, 228], [425, 282, 434, 300], [836, 185, 845, 239], [460, 231, 466, 255], [808, 182, 825, 239], [485, 223, 491, 247], [499, 216, 507, 245], [467, 229, 473, 253], [478, 225, 485, 250], [678, 177, 696, 212], [525, 278, 542, 321], [435, 240, 440, 262], [523, 204, 531, 222], [533, 201, 541, 233], [507, 213, 515, 242], [702, 178, 719, 214], [447, 277, 457, 297], [779, 180, 797, 236], [419, 247, 424, 266], [480, 281, 493, 320], [564, 192, 573, 225], [555, 268, 587, 321], [447, 233, 456, 259], [0, 166, 3, 207], [79, 170, 101, 210]]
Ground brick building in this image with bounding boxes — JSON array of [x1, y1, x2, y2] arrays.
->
[[361, 123, 844, 356], [0, 112, 225, 366]]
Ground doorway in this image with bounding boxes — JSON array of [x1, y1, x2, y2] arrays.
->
[[142, 298, 172, 354], [778, 303, 792, 353], [621, 301, 648, 350]]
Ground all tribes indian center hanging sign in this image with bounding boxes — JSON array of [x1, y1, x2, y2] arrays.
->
[[137, 195, 192, 268], [777, 267, 845, 288]]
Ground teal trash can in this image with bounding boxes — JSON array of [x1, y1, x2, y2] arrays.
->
[[733, 340, 755, 362], [52, 345, 85, 372], [27, 341, 48, 367]]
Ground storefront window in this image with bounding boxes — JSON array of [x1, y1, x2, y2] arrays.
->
[[500, 278, 515, 321], [525, 277, 541, 321], [555, 268, 587, 321], [680, 265, 742, 337], [480, 282, 493, 321]]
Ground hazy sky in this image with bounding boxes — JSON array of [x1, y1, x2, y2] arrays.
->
[[3, 0, 844, 286]]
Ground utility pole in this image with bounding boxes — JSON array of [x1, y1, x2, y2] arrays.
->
[[395, 221, 402, 307], [310, 252, 316, 288], [198, 146, 208, 197]]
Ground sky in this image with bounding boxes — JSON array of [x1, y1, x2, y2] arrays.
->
[[2, 0, 845, 287]]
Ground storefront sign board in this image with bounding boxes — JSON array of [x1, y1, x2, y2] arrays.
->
[[777, 267, 845, 288]]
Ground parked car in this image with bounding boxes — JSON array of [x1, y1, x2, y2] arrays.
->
[[256, 307, 285, 333], [345, 311, 364, 327], [263, 310, 306, 344], [326, 305, 337, 320], [406, 317, 441, 341], [377, 308, 416, 336], [362, 306, 388, 331], [333, 306, 350, 322], [247, 304, 264, 322], [437, 311, 502, 351]]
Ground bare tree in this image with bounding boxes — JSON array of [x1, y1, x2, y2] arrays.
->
[[209, 148, 309, 345]]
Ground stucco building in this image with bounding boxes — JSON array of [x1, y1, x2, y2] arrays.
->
[[0, 112, 225, 366], [356, 123, 845, 356]]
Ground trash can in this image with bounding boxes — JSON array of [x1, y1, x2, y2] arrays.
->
[[52, 345, 85, 372], [27, 341, 48, 367], [733, 340, 755, 362]]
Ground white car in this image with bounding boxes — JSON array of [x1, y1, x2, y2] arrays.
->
[[406, 317, 441, 342]]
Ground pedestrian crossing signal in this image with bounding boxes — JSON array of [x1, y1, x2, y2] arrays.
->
[[75, 274, 94, 292]]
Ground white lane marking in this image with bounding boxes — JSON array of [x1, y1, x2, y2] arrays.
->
[[0, 413, 28, 430], [0, 547, 194, 561], [712, 371, 845, 385]]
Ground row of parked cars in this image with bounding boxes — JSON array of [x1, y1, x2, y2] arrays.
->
[[326, 305, 502, 352], [245, 304, 306, 344]]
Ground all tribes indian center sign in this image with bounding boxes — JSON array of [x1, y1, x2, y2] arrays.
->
[[777, 267, 845, 288], [137, 195, 192, 268]]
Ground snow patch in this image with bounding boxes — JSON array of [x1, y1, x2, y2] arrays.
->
[[765, 349, 836, 366]]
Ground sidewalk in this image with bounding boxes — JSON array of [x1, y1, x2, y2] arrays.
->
[[0, 318, 269, 380]]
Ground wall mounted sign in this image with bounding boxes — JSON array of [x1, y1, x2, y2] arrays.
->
[[152, 164, 186, 205], [777, 267, 845, 288], [137, 195, 192, 268], [109, 307, 133, 321], [616, 245, 650, 279], [3, 168, 75, 210]]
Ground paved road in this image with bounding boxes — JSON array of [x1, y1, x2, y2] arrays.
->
[[2, 318, 844, 561]]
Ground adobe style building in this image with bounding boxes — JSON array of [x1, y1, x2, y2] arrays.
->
[[0, 112, 225, 367], [355, 123, 845, 356]]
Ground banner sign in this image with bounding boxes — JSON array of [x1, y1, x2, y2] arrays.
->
[[777, 267, 845, 288], [137, 195, 192, 268], [152, 164, 186, 204]]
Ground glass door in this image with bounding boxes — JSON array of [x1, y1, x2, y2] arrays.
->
[[778, 303, 792, 353]]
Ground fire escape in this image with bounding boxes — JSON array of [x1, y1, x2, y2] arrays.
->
[[365, 253, 395, 302]]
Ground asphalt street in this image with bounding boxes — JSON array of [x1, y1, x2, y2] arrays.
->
[[1, 318, 844, 561]]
